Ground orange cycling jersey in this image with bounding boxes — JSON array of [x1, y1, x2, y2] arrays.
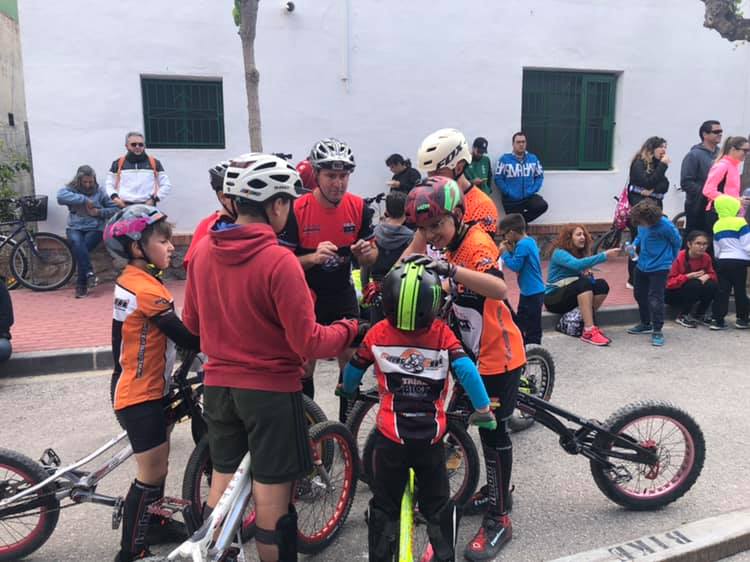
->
[[445, 225, 525, 375], [112, 265, 176, 410], [463, 186, 498, 235]]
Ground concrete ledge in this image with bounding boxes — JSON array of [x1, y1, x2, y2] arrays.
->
[[0, 347, 113, 377], [550, 507, 750, 561]]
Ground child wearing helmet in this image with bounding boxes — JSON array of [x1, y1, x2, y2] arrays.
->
[[341, 261, 495, 562], [403, 175, 526, 561], [103, 205, 201, 562], [181, 153, 365, 562]]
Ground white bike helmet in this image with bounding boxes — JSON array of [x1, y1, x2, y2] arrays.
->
[[209, 160, 231, 192], [308, 138, 356, 171], [222, 153, 304, 203], [417, 128, 472, 173]]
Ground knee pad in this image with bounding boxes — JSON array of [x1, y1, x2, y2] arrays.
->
[[426, 500, 460, 562], [366, 502, 399, 562], [255, 504, 298, 562]]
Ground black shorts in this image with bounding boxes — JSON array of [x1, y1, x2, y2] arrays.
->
[[544, 278, 610, 315], [482, 368, 522, 422], [117, 399, 168, 454], [314, 285, 359, 325], [203, 386, 312, 484]]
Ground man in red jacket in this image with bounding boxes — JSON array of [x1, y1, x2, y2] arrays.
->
[[182, 153, 364, 562]]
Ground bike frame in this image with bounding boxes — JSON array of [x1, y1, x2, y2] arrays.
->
[[0, 220, 31, 249]]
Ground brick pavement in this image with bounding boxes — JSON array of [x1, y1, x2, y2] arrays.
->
[[9, 257, 635, 354]]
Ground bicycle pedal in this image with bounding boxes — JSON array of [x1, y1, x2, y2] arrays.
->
[[219, 546, 241, 561], [40, 448, 61, 467], [112, 497, 124, 530], [146, 496, 192, 519]]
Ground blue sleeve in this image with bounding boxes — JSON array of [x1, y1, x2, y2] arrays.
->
[[97, 190, 119, 219], [551, 249, 606, 272], [56, 186, 85, 207], [451, 356, 490, 410], [343, 362, 367, 394], [530, 156, 544, 195], [501, 239, 530, 272], [665, 219, 682, 255], [494, 156, 508, 196]]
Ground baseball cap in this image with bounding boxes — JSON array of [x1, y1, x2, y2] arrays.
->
[[473, 137, 488, 153]]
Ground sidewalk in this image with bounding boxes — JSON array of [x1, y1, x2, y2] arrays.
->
[[3, 256, 638, 375]]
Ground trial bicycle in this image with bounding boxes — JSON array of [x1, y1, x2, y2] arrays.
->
[[0, 196, 74, 291]]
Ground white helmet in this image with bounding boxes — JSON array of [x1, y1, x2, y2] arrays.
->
[[417, 128, 472, 173], [222, 153, 304, 203], [309, 138, 356, 171]]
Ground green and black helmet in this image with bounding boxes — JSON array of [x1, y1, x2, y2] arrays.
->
[[382, 260, 443, 331]]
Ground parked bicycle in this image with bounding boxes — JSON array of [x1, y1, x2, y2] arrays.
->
[[0, 351, 205, 562], [0, 196, 74, 291]]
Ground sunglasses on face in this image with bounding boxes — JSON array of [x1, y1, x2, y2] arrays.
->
[[710, 130, 723, 135], [129, 142, 145, 148]]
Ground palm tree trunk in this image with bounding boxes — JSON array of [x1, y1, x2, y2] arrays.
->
[[238, 0, 262, 151]]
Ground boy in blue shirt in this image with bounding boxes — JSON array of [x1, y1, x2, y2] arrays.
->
[[499, 213, 545, 344]]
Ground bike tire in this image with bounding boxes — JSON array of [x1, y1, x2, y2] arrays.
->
[[344, 388, 378, 484], [180, 395, 328, 539], [592, 228, 623, 253], [361, 418, 479, 507], [0, 448, 60, 562], [0, 237, 25, 290], [589, 400, 705, 510], [509, 344, 556, 433], [11, 233, 74, 291]]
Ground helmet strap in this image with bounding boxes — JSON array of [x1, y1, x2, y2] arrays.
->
[[221, 198, 238, 221], [315, 187, 341, 208], [447, 221, 469, 253], [135, 240, 163, 278]]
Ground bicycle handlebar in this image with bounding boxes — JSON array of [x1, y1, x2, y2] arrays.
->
[[364, 192, 386, 205]]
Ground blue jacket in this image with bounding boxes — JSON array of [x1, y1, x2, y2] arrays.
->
[[494, 152, 544, 202], [545, 249, 607, 294], [633, 217, 682, 273], [56, 185, 119, 231], [501, 236, 545, 296]]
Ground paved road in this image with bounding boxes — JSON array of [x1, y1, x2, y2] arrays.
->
[[1, 325, 748, 561]]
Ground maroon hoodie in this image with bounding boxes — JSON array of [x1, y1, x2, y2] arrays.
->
[[182, 223, 357, 392]]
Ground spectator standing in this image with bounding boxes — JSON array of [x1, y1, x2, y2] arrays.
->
[[498, 213, 545, 345], [709, 195, 750, 330], [105, 132, 171, 208], [495, 132, 548, 223], [56, 165, 119, 297], [465, 137, 494, 196], [0, 281, 13, 363], [385, 154, 421, 194], [626, 136, 671, 287], [665, 230, 718, 327], [626, 201, 682, 347], [702, 136, 750, 236], [544, 224, 619, 346], [680, 121, 722, 234]]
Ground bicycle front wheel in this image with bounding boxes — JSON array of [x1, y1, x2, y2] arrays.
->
[[510, 344, 556, 433], [0, 448, 60, 562], [344, 388, 378, 484], [12, 233, 74, 291]]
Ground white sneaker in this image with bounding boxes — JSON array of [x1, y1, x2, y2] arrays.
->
[[625, 282, 634, 290]]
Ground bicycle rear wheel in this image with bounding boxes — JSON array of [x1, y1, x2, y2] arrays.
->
[[0, 449, 60, 562], [344, 388, 378, 484], [592, 228, 623, 253], [509, 344, 556, 433], [11, 233, 74, 291], [0, 237, 25, 290]]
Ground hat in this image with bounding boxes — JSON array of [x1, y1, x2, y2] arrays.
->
[[472, 137, 488, 153]]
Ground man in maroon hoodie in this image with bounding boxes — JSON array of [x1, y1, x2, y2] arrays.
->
[[182, 153, 364, 562]]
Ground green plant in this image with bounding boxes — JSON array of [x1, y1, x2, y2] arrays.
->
[[0, 140, 30, 221]]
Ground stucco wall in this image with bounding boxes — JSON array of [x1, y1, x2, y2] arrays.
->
[[18, 0, 750, 233]]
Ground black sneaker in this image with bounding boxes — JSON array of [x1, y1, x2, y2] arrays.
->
[[464, 514, 512, 561], [735, 318, 750, 329], [698, 315, 713, 327], [675, 314, 697, 328], [86, 271, 99, 289], [463, 485, 514, 516], [75, 285, 88, 298], [145, 517, 188, 545], [710, 319, 728, 331]]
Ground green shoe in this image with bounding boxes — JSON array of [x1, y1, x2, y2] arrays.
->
[[627, 323, 653, 335]]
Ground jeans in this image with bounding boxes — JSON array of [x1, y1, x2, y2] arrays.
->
[[66, 229, 102, 287], [665, 278, 718, 316], [516, 293, 544, 345], [634, 268, 668, 331], [712, 260, 749, 322], [502, 194, 548, 224]]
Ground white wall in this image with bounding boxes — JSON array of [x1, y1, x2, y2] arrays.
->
[[19, 0, 750, 233]]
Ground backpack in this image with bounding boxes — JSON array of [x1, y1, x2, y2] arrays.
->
[[612, 184, 630, 230], [555, 307, 584, 337], [113, 155, 159, 199]]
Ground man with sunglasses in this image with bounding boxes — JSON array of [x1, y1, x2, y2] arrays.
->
[[680, 121, 722, 235], [105, 132, 172, 208]]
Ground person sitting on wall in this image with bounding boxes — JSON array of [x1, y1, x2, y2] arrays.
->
[[495, 132, 548, 223], [105, 132, 172, 208], [385, 154, 421, 194]]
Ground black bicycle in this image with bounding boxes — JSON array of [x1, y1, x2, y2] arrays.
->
[[0, 196, 74, 291]]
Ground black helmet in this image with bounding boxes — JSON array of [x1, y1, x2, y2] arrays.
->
[[209, 160, 230, 192], [382, 260, 442, 331]]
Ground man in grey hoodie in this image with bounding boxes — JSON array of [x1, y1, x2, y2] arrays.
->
[[680, 120, 722, 235]]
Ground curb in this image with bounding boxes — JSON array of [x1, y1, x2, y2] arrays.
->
[[549, 507, 750, 561]]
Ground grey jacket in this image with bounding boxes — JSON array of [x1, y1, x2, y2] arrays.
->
[[56, 185, 119, 231], [680, 143, 719, 212]]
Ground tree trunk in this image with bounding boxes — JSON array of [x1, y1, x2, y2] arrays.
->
[[238, 0, 262, 151], [702, 0, 750, 41]]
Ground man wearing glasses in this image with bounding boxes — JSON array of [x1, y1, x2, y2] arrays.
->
[[680, 121, 722, 235], [105, 132, 172, 208]]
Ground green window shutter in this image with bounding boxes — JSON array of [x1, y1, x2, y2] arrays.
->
[[141, 78, 225, 149], [522, 70, 616, 170]]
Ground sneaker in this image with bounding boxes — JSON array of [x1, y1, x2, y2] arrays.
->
[[86, 271, 99, 289], [463, 485, 514, 516], [735, 318, 750, 329], [710, 319, 728, 331], [698, 315, 713, 327], [75, 285, 88, 298], [651, 331, 665, 346], [580, 326, 610, 346], [625, 282, 634, 290], [627, 323, 653, 335], [675, 314, 697, 328], [464, 514, 512, 561], [146, 517, 187, 545]]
